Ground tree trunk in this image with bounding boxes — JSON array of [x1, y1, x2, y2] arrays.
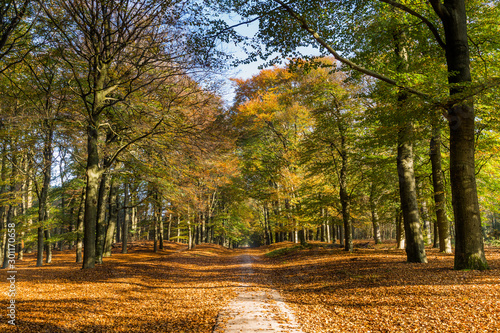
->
[[19, 153, 33, 260], [83, 125, 103, 269], [153, 190, 160, 253], [159, 213, 164, 249], [177, 214, 181, 243], [103, 178, 118, 257], [397, 125, 427, 263], [416, 178, 432, 245], [187, 208, 193, 250], [393, 27, 427, 263], [433, 218, 440, 248], [435, 0, 487, 269], [339, 225, 344, 247], [340, 178, 352, 251], [336, 142, 352, 251], [116, 193, 121, 243], [44, 228, 52, 264], [95, 171, 110, 264], [76, 187, 85, 263], [370, 183, 381, 244], [167, 213, 172, 242], [37, 124, 54, 267], [396, 210, 405, 250], [122, 183, 129, 254], [420, 198, 432, 245], [431, 124, 452, 253]]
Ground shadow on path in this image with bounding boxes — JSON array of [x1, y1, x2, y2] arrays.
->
[[213, 253, 304, 333]]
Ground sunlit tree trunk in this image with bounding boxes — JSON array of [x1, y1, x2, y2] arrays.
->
[[370, 183, 381, 244], [159, 212, 164, 249], [397, 124, 427, 263], [103, 179, 118, 257], [429, 0, 487, 269], [122, 183, 129, 254], [430, 125, 452, 253], [37, 123, 54, 266], [394, 27, 427, 263], [339, 156, 352, 252], [177, 214, 181, 243], [396, 210, 405, 250], [167, 213, 172, 242], [187, 207, 193, 250], [19, 153, 33, 259], [83, 125, 103, 269], [95, 171, 110, 264], [153, 190, 160, 253]]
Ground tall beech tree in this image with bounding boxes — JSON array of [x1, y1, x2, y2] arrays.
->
[[297, 65, 366, 252], [209, 0, 495, 269], [41, 0, 196, 268]]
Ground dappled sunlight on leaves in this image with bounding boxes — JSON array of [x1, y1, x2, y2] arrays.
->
[[253, 241, 500, 333], [1, 242, 241, 333]]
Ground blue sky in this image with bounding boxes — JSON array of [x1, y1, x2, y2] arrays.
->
[[218, 15, 320, 104]]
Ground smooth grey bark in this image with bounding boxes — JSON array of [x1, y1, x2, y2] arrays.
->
[[76, 187, 85, 263], [167, 213, 172, 242], [44, 228, 52, 264], [116, 193, 121, 243], [369, 183, 381, 244], [82, 125, 103, 269], [19, 154, 33, 260], [431, 123, 452, 253], [153, 190, 160, 253], [177, 214, 181, 242], [420, 198, 432, 245], [103, 179, 118, 257], [122, 183, 129, 254], [417, 179, 432, 245], [393, 26, 427, 263], [339, 224, 344, 247], [159, 209, 164, 249], [339, 145, 352, 252], [396, 210, 405, 250], [429, 0, 488, 269], [433, 218, 440, 248], [95, 171, 110, 264], [187, 207, 193, 250], [37, 123, 54, 267], [397, 125, 427, 263]]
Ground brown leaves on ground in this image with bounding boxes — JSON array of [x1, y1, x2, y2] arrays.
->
[[1, 242, 240, 333], [253, 241, 500, 333], [2, 240, 499, 333]]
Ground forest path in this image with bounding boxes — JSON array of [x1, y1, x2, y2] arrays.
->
[[213, 253, 304, 333]]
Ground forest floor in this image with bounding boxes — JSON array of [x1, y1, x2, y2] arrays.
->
[[1, 240, 499, 332]]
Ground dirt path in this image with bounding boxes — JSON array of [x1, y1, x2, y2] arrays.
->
[[213, 254, 304, 333]]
